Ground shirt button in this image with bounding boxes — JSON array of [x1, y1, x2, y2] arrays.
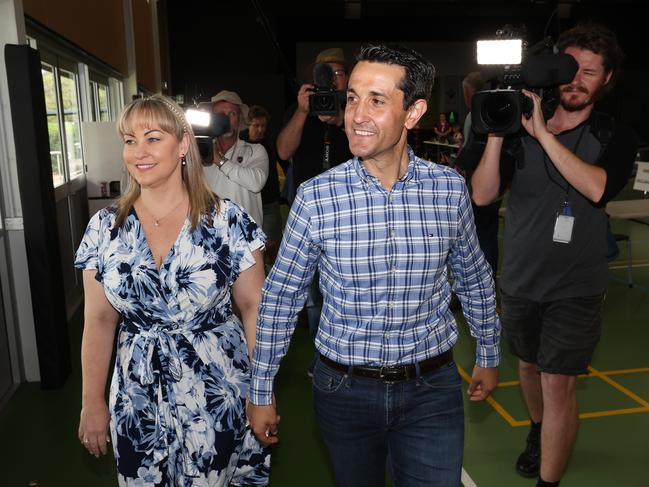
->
[[391, 267, 397, 273], [390, 230, 396, 237], [388, 302, 395, 308]]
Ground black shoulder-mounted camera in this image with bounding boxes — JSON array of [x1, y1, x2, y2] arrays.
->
[[185, 108, 230, 165], [471, 30, 578, 135], [309, 63, 346, 116]]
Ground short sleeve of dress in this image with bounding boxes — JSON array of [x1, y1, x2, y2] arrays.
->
[[74, 208, 109, 282], [225, 201, 267, 283]]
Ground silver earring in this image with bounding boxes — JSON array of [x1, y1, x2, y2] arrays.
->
[[181, 155, 187, 166]]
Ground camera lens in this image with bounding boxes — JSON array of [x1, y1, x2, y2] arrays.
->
[[482, 92, 516, 131]]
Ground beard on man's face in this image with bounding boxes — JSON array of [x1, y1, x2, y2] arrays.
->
[[559, 83, 601, 112]]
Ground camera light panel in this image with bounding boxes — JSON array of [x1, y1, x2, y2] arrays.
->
[[477, 39, 523, 65], [185, 109, 211, 127]]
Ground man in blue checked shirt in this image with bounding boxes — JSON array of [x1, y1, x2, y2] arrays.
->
[[248, 44, 500, 486]]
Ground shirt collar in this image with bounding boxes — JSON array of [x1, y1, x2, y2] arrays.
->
[[352, 145, 419, 187]]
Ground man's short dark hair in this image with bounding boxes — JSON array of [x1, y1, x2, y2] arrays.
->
[[248, 105, 270, 123], [557, 22, 623, 91], [355, 44, 435, 110]]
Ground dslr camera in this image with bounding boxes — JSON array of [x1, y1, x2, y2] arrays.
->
[[309, 63, 346, 116], [471, 25, 578, 135], [185, 107, 230, 165]]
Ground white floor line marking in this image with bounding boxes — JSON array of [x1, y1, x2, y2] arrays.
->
[[462, 467, 478, 487]]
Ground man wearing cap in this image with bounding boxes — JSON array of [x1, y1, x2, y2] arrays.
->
[[276, 48, 354, 356], [204, 90, 269, 225]]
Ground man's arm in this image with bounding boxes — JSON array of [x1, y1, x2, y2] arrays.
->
[[448, 182, 501, 400], [521, 90, 607, 202], [247, 185, 321, 441], [471, 134, 505, 205], [219, 143, 269, 193], [276, 84, 312, 160]]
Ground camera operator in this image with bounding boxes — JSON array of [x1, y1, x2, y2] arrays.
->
[[204, 90, 269, 226], [276, 48, 353, 371], [471, 23, 637, 487]]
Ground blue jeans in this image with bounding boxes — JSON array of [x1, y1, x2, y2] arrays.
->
[[312, 356, 464, 487]]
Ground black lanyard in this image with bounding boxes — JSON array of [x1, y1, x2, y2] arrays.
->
[[542, 124, 586, 199], [322, 125, 332, 170]]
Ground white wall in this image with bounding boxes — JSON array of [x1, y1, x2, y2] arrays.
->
[[81, 121, 124, 198]]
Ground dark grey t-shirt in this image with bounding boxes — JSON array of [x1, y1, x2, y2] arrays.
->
[[501, 119, 631, 301]]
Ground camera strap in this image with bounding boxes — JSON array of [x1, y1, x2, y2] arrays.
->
[[322, 124, 332, 170], [543, 123, 586, 198]]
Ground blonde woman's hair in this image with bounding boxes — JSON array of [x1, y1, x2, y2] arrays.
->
[[114, 94, 219, 230]]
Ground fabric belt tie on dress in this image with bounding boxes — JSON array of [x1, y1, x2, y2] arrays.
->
[[319, 349, 453, 382], [123, 320, 214, 477]]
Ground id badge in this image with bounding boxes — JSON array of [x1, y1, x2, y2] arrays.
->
[[553, 214, 574, 243]]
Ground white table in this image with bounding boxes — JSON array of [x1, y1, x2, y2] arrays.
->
[[423, 140, 460, 164], [605, 199, 649, 223]]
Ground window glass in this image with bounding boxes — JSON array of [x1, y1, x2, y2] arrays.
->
[[60, 69, 83, 180], [41, 63, 65, 187], [97, 84, 110, 121], [89, 81, 98, 122]]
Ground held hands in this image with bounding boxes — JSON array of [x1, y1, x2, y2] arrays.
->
[[467, 366, 498, 401], [247, 396, 281, 446], [520, 89, 551, 140], [78, 400, 110, 457]]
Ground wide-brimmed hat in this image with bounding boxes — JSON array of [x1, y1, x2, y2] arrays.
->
[[210, 90, 249, 130]]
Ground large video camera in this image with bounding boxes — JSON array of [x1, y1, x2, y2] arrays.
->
[[185, 108, 230, 165], [471, 25, 578, 135], [309, 63, 346, 116]]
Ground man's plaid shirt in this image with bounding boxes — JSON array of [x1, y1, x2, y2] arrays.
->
[[250, 148, 500, 405]]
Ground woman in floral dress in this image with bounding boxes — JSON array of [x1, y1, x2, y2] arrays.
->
[[75, 94, 270, 486]]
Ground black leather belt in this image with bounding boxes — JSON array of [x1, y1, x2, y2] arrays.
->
[[319, 350, 453, 382]]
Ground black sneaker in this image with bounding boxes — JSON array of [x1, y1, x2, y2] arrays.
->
[[516, 421, 541, 478]]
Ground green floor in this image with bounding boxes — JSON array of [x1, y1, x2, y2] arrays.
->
[[1, 218, 648, 486]]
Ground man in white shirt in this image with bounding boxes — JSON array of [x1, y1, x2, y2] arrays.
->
[[203, 90, 268, 225]]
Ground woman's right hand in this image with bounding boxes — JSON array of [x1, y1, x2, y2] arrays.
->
[[78, 400, 110, 458]]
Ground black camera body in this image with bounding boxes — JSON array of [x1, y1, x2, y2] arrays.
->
[[472, 44, 578, 135], [309, 87, 340, 116], [309, 62, 345, 116], [188, 111, 230, 165]]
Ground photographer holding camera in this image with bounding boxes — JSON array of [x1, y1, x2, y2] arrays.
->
[[277, 48, 352, 196], [276, 48, 353, 367], [471, 23, 637, 487], [204, 90, 269, 226]]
